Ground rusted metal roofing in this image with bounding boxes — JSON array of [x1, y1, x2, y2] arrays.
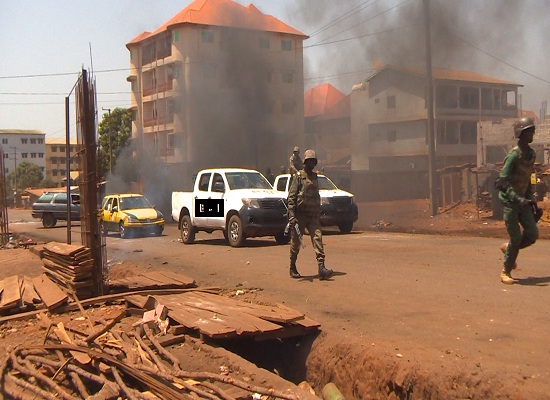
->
[[304, 84, 346, 118], [127, 0, 306, 46], [365, 65, 522, 86]]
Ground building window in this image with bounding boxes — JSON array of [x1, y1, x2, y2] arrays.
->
[[21, 138, 28, 144], [459, 87, 479, 109], [201, 30, 214, 43], [1, 139, 7, 144], [436, 121, 459, 145], [51, 157, 57, 164], [30, 138, 36, 144], [387, 95, 396, 109], [53, 170, 58, 177], [282, 101, 296, 114], [60, 146, 65, 152], [281, 40, 292, 51], [173, 31, 179, 42], [388, 130, 397, 142], [31, 153, 36, 158], [259, 37, 270, 49], [168, 133, 177, 149], [61, 170, 66, 176], [282, 72, 294, 83], [3, 153, 8, 159], [38, 153, 44, 158], [38, 138, 44, 144], [460, 121, 477, 144], [436, 85, 458, 108], [51, 146, 57, 152], [481, 88, 493, 110], [21, 153, 28, 158]]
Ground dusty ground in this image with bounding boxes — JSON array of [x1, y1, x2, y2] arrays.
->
[[3, 200, 550, 399]]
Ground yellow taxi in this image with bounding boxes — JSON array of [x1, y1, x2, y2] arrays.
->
[[99, 194, 164, 238]]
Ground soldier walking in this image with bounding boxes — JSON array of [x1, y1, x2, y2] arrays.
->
[[495, 117, 539, 284], [289, 146, 303, 175], [287, 150, 333, 280]]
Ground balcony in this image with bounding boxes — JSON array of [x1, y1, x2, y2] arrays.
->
[[143, 81, 174, 98], [143, 115, 175, 128]]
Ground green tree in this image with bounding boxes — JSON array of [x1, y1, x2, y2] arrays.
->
[[98, 107, 132, 178], [8, 161, 43, 191], [39, 178, 57, 188]]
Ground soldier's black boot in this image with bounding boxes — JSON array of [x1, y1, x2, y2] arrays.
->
[[318, 262, 333, 280], [290, 261, 301, 279]]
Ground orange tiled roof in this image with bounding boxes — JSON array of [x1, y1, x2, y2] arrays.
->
[[128, 0, 306, 46], [316, 95, 351, 121], [367, 65, 522, 86], [304, 84, 346, 118]]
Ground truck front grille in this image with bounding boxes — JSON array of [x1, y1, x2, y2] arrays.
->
[[329, 197, 352, 207], [258, 199, 286, 210]]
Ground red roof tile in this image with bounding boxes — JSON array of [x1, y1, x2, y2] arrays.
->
[[304, 84, 346, 118], [316, 95, 351, 121], [128, 0, 306, 46]]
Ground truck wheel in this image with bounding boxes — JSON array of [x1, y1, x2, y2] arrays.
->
[[227, 215, 246, 247], [338, 221, 353, 233], [120, 222, 130, 239], [42, 213, 57, 228], [180, 215, 195, 244], [275, 230, 290, 245]]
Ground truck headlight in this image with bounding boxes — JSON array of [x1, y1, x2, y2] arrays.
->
[[242, 198, 260, 208], [321, 197, 330, 205]]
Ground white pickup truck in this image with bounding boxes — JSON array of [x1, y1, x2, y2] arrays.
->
[[172, 168, 289, 247], [274, 173, 358, 233]]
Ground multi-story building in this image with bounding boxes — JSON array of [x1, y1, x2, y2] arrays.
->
[[44, 138, 79, 186], [126, 0, 308, 192], [0, 129, 46, 176], [350, 65, 522, 201]]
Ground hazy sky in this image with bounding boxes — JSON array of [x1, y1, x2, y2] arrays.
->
[[1, 0, 549, 139]]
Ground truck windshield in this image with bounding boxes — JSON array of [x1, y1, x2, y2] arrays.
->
[[226, 172, 272, 190], [318, 176, 337, 190], [120, 196, 152, 210]]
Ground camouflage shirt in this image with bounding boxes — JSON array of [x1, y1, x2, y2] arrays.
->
[[289, 154, 303, 175], [288, 170, 320, 218], [498, 145, 536, 204]]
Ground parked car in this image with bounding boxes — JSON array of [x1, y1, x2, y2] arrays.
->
[[31, 191, 81, 228], [99, 194, 164, 238], [274, 173, 358, 233]]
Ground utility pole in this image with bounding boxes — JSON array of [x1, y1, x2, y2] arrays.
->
[[102, 107, 112, 174], [9, 146, 17, 207], [423, 0, 438, 216]]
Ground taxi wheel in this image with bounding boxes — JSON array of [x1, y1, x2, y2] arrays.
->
[[119, 222, 130, 239]]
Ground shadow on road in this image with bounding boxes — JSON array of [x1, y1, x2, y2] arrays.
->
[[516, 275, 550, 286]]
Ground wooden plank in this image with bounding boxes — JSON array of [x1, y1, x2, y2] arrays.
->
[[43, 242, 88, 257], [21, 276, 41, 305], [141, 271, 195, 287], [32, 273, 68, 310], [0, 276, 21, 309], [290, 315, 321, 329]]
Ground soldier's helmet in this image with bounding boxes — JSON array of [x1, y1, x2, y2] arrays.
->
[[293, 146, 300, 152], [514, 117, 535, 138], [303, 149, 317, 163]]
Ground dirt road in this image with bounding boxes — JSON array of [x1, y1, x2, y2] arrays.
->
[[5, 203, 550, 399]]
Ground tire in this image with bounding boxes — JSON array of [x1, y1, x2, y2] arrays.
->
[[42, 213, 57, 228], [227, 215, 246, 247], [338, 221, 353, 234], [154, 226, 164, 237], [180, 215, 195, 244], [275, 230, 290, 245], [120, 222, 130, 239]]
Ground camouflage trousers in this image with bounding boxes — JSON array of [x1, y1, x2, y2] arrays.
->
[[502, 202, 538, 271], [290, 213, 325, 264]]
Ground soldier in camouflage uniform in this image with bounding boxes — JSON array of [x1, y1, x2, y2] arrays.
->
[[289, 146, 303, 175], [287, 149, 333, 280], [495, 117, 539, 284]]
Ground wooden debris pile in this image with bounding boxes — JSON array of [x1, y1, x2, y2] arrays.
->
[[41, 242, 95, 299], [0, 275, 41, 312], [0, 297, 308, 400]]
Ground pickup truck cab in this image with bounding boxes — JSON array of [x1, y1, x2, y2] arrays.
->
[[172, 168, 288, 247], [274, 173, 358, 233]]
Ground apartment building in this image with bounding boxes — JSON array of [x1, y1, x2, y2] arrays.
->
[[44, 138, 79, 186], [350, 65, 521, 201], [126, 0, 308, 191], [0, 129, 46, 176]]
